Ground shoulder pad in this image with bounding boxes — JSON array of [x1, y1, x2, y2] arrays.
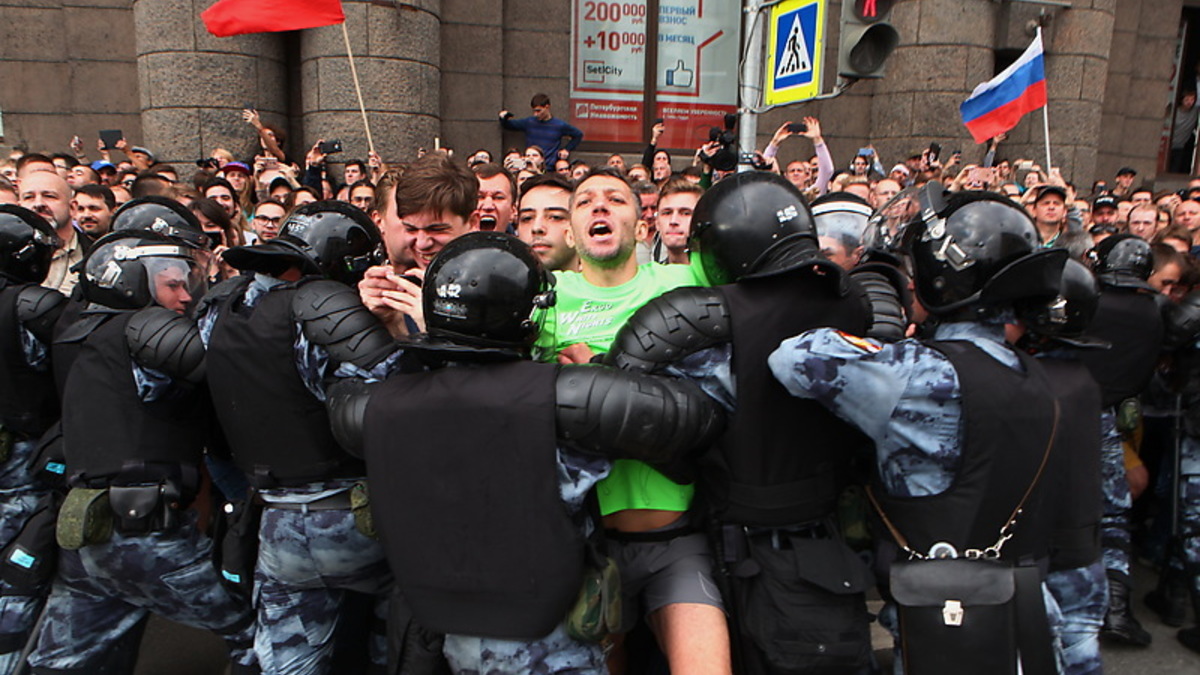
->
[[126, 307, 205, 383], [293, 279, 397, 370], [16, 285, 67, 345], [605, 286, 731, 373], [556, 365, 724, 464], [195, 275, 252, 317]]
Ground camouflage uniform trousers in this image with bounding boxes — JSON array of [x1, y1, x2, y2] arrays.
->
[[1100, 410, 1133, 580], [1181, 436, 1200, 599], [443, 622, 606, 674], [0, 439, 51, 673], [254, 505, 391, 675], [27, 511, 256, 670], [1046, 561, 1107, 675]]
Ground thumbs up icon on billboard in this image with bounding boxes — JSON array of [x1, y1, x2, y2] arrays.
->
[[666, 60, 694, 88]]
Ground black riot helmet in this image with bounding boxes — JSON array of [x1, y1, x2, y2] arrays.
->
[[111, 196, 211, 250], [1017, 258, 1107, 348], [811, 192, 872, 255], [0, 204, 60, 283], [417, 231, 555, 358], [79, 231, 205, 311], [905, 184, 1066, 319], [1088, 233, 1153, 291], [691, 170, 842, 287], [222, 200, 383, 285]]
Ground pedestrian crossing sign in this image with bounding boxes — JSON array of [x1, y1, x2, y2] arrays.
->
[[765, 0, 826, 105]]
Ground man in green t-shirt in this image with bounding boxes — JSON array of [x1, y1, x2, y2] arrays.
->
[[536, 167, 730, 674]]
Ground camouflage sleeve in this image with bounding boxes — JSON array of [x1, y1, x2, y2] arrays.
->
[[768, 327, 915, 442], [665, 343, 736, 412]]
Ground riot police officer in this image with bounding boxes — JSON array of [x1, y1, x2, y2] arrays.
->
[[0, 205, 63, 672], [326, 231, 724, 674], [198, 200, 395, 674], [605, 172, 879, 674], [26, 221, 257, 673], [1078, 233, 1163, 647], [768, 186, 1068, 674], [1015, 259, 1108, 675], [1157, 291, 1200, 654]]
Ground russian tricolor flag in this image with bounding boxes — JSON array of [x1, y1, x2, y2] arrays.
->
[[959, 35, 1047, 144]]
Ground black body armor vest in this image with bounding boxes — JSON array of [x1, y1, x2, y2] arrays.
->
[[0, 280, 59, 437], [874, 341, 1058, 562], [205, 277, 363, 487], [363, 360, 583, 639], [1079, 289, 1163, 407], [705, 271, 871, 527], [50, 294, 91, 399], [1039, 357, 1103, 572], [61, 311, 208, 483]]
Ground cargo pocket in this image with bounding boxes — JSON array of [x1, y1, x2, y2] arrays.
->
[[735, 536, 872, 674]]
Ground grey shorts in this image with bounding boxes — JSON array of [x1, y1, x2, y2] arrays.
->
[[610, 529, 725, 630]]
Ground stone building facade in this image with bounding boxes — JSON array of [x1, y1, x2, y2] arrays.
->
[[0, 0, 1188, 187]]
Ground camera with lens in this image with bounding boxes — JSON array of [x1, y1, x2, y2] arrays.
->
[[700, 114, 740, 172]]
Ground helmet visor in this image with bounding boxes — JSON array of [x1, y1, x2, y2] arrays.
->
[[142, 254, 204, 313], [864, 186, 922, 252]]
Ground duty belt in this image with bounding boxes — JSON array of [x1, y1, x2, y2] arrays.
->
[[720, 519, 834, 563], [261, 491, 353, 511]]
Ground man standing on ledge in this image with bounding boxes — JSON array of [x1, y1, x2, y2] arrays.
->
[[500, 94, 584, 163]]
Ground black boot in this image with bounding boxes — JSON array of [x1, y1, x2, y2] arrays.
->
[[1145, 565, 1190, 627], [1101, 572, 1153, 647], [1178, 570, 1200, 655]]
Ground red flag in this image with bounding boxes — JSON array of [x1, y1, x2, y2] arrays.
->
[[202, 0, 345, 37]]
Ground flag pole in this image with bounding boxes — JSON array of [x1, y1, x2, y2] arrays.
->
[[341, 21, 376, 156], [1038, 27, 1052, 171]]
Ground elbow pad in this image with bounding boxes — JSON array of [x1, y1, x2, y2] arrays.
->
[[326, 378, 373, 458], [556, 365, 724, 465], [849, 264, 909, 342], [605, 286, 731, 373], [125, 307, 206, 384], [16, 285, 67, 345], [293, 280, 397, 370]]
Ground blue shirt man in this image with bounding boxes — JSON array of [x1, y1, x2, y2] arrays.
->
[[500, 93, 584, 162]]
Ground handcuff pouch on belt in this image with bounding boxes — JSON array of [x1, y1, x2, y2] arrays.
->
[[108, 482, 180, 535]]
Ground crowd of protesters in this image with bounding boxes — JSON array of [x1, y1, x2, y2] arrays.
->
[[0, 89, 1198, 675]]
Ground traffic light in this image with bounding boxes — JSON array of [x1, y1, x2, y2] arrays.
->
[[838, 0, 900, 79]]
